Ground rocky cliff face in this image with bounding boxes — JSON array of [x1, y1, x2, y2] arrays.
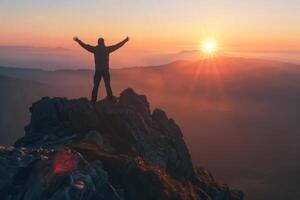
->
[[0, 88, 243, 200]]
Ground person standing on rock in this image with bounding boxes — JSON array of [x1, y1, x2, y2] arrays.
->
[[73, 36, 129, 104]]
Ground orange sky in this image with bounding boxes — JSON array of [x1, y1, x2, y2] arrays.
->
[[1, 1, 299, 51], [0, 1, 299, 69]]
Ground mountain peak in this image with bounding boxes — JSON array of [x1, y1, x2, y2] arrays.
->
[[1, 88, 243, 200]]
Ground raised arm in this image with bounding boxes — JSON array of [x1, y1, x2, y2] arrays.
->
[[73, 37, 95, 53], [107, 37, 129, 53]]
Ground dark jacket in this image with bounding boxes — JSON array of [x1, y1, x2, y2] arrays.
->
[[78, 39, 127, 70]]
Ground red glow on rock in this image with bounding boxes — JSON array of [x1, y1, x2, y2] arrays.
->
[[53, 150, 77, 174]]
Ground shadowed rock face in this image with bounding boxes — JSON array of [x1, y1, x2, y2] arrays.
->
[[1, 88, 243, 200]]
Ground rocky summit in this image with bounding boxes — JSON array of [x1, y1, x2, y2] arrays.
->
[[0, 88, 243, 200]]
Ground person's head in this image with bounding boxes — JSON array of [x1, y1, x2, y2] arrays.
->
[[98, 38, 105, 46]]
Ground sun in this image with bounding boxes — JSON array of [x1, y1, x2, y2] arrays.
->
[[201, 39, 218, 54]]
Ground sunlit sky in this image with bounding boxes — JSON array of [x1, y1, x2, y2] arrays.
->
[[0, 0, 300, 68]]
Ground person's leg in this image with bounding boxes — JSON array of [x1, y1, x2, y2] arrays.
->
[[91, 70, 102, 104], [103, 69, 113, 100]]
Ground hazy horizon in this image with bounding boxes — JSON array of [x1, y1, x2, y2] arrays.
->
[[1, 0, 300, 70], [0, 45, 300, 70]]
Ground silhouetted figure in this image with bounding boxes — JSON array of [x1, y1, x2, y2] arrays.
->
[[73, 36, 129, 104]]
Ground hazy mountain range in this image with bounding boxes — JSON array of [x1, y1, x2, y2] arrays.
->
[[0, 57, 300, 199], [1, 45, 300, 70]]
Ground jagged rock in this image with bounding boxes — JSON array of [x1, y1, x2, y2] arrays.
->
[[0, 147, 122, 200], [194, 167, 244, 200], [0, 88, 243, 200], [15, 88, 195, 181]]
